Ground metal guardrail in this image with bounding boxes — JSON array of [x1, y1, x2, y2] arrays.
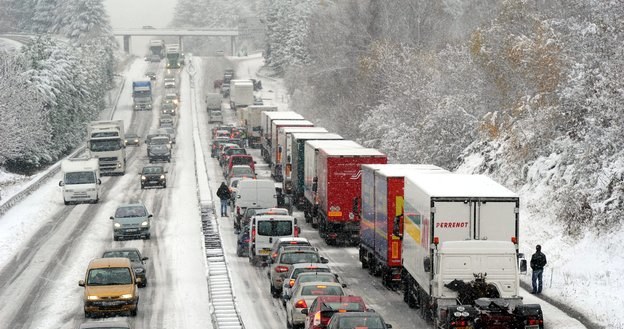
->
[[187, 59, 245, 329], [0, 75, 126, 217]]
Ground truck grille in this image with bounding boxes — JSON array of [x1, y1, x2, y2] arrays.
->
[[99, 157, 118, 162]]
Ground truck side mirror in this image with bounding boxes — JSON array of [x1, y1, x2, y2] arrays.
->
[[97, 179, 102, 185], [393, 215, 403, 239], [423, 257, 431, 273], [109, 216, 114, 220], [58, 181, 64, 187], [520, 259, 528, 274]]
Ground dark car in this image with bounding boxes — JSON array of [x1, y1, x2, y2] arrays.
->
[[101, 248, 149, 288], [124, 133, 140, 146], [148, 144, 171, 163], [161, 102, 176, 116], [326, 312, 393, 329], [236, 223, 251, 257], [140, 165, 167, 189]]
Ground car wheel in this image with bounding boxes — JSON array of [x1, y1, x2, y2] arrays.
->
[[145, 233, 151, 240], [113, 235, 119, 241], [162, 183, 167, 188], [167, 158, 171, 163], [84, 311, 91, 319], [286, 313, 293, 329], [140, 279, 147, 288], [64, 199, 69, 206], [130, 306, 138, 316], [141, 185, 145, 189]]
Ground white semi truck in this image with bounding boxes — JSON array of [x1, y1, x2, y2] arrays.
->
[[229, 79, 254, 109], [58, 158, 101, 205], [400, 173, 544, 329], [87, 120, 126, 175]]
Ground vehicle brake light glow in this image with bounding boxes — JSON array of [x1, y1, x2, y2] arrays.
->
[[511, 236, 518, 244], [313, 312, 321, 326], [276, 266, 289, 273], [433, 236, 439, 245], [295, 299, 307, 308]]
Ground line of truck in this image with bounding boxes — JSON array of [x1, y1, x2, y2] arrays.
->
[[231, 108, 544, 329]]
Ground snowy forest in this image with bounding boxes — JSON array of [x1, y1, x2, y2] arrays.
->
[[257, 0, 624, 238], [0, 0, 116, 172]]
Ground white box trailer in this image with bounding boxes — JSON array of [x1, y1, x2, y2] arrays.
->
[[400, 173, 540, 327], [229, 79, 254, 108], [58, 158, 101, 205], [268, 120, 315, 179], [245, 105, 277, 148], [260, 111, 305, 162]]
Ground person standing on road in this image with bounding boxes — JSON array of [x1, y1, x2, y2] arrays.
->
[[216, 182, 231, 217], [530, 244, 547, 294]]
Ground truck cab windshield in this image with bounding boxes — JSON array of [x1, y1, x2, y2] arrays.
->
[[90, 140, 122, 152], [65, 171, 96, 184]]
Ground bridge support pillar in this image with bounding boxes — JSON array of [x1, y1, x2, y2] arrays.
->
[[231, 36, 236, 56], [123, 35, 131, 53], [178, 36, 183, 50]]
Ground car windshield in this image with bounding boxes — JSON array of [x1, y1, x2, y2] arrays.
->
[[115, 206, 147, 218], [126, 134, 138, 139], [321, 302, 364, 312], [150, 145, 168, 152], [257, 220, 292, 236], [337, 316, 384, 328], [297, 274, 337, 284], [65, 171, 96, 184], [87, 267, 133, 285], [300, 285, 344, 296], [142, 167, 163, 174], [280, 252, 319, 264], [232, 167, 253, 176], [228, 149, 246, 156], [102, 250, 141, 262], [151, 138, 169, 144], [231, 157, 252, 166], [293, 267, 331, 279]]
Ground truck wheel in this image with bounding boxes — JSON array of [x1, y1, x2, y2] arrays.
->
[[359, 248, 368, 269]]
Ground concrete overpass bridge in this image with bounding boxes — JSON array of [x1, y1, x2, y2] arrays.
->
[[112, 28, 240, 54]]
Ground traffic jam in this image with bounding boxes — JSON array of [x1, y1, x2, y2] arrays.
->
[[208, 66, 544, 329]]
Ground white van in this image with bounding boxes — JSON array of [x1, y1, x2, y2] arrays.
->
[[58, 158, 101, 205], [235, 179, 277, 219], [249, 214, 298, 264]]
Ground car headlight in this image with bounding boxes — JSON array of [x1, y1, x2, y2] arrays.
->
[[160, 175, 165, 179], [114, 222, 121, 228], [141, 176, 147, 180], [133, 268, 144, 273], [141, 221, 149, 226], [134, 139, 139, 143], [87, 295, 100, 300], [120, 294, 134, 299]]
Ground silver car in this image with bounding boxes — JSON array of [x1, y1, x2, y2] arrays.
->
[[102, 248, 149, 288], [284, 281, 346, 329], [110, 203, 153, 240], [268, 246, 327, 298]]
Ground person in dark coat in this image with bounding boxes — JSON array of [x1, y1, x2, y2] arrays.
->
[[216, 182, 231, 217], [530, 244, 547, 294]]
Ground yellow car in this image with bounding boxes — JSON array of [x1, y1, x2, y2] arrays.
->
[[78, 257, 140, 318]]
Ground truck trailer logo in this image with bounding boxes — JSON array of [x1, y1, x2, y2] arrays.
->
[[350, 170, 362, 180]]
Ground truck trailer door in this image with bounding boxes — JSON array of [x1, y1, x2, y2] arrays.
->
[[431, 201, 472, 244], [476, 201, 518, 242]]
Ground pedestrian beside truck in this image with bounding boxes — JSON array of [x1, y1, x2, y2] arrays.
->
[[531, 244, 547, 294], [216, 182, 231, 217]]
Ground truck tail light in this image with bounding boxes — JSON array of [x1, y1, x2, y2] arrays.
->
[[433, 236, 439, 245], [450, 320, 467, 327], [294, 299, 307, 309], [276, 266, 289, 273], [511, 236, 518, 244], [251, 228, 256, 241]]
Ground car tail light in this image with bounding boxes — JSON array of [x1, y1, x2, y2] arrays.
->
[[295, 299, 307, 309], [450, 320, 467, 327], [313, 311, 321, 326], [528, 318, 543, 325], [289, 279, 295, 287], [252, 228, 256, 241], [276, 266, 289, 273]]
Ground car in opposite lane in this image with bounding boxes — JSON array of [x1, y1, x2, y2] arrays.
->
[[78, 257, 140, 318], [140, 165, 167, 189], [102, 248, 149, 288], [110, 203, 153, 240], [124, 133, 140, 146]]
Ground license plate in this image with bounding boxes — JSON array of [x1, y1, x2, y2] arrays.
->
[[259, 249, 270, 255], [101, 301, 118, 306], [125, 228, 139, 232]]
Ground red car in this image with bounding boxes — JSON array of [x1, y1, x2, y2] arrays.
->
[[302, 295, 368, 329]]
